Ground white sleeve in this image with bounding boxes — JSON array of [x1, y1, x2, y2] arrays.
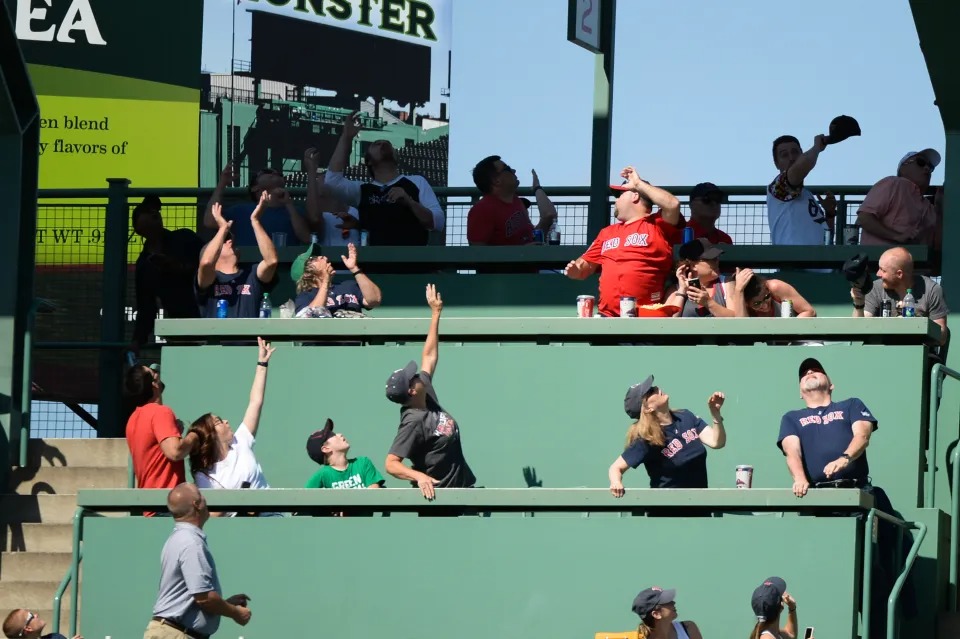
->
[[412, 176, 445, 231], [194, 472, 215, 489], [236, 423, 255, 448], [324, 171, 362, 207]]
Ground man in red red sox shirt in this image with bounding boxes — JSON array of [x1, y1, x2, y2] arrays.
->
[[564, 166, 683, 317], [466, 155, 558, 245]]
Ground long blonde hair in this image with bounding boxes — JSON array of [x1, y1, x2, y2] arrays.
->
[[625, 410, 667, 448], [637, 613, 658, 639]]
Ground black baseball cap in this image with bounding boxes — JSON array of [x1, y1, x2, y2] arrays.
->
[[385, 360, 418, 404], [624, 375, 655, 419], [632, 586, 677, 617], [679, 238, 724, 261], [798, 358, 827, 381], [751, 577, 787, 621], [690, 182, 727, 202], [306, 418, 336, 465]]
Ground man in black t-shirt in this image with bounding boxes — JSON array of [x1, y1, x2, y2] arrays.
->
[[195, 193, 278, 318], [384, 285, 475, 500]]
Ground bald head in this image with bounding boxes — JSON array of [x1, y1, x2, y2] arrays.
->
[[881, 247, 913, 274], [168, 483, 201, 519]]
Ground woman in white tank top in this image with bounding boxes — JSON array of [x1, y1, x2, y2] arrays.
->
[[749, 576, 799, 639], [631, 586, 703, 639]]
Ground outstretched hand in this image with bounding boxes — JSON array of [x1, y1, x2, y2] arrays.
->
[[426, 283, 443, 312], [211, 202, 232, 231], [707, 391, 725, 414], [341, 243, 359, 271], [251, 190, 268, 221], [257, 337, 275, 363]]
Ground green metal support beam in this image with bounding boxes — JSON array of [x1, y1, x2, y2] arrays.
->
[[587, 0, 616, 240]]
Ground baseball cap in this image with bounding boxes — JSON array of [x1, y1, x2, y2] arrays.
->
[[385, 360, 418, 404], [897, 149, 941, 172], [690, 182, 728, 202], [624, 375, 655, 419], [751, 577, 787, 621], [679, 238, 724, 261], [290, 243, 324, 283], [798, 357, 826, 381], [631, 586, 677, 617], [306, 418, 336, 465]]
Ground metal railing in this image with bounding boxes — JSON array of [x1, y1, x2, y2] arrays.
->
[[861, 509, 927, 639], [53, 506, 88, 637], [926, 363, 960, 507], [951, 444, 960, 612]]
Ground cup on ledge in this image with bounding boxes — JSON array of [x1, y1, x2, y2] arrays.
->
[[272, 232, 288, 248]]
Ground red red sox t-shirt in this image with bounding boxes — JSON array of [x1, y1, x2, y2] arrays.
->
[[467, 195, 535, 245]]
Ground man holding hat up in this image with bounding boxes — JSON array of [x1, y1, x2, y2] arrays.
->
[[749, 576, 798, 639], [384, 284, 476, 500], [777, 358, 878, 497]]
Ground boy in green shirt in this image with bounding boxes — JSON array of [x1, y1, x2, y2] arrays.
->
[[305, 419, 385, 489]]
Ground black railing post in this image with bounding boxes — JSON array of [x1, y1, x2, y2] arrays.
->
[[98, 178, 130, 437]]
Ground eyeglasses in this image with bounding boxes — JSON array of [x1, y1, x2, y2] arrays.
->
[[750, 293, 772, 309], [18, 611, 36, 637], [910, 157, 932, 170]]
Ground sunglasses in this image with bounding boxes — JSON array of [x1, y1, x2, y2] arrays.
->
[[18, 611, 36, 637], [910, 157, 932, 170], [750, 292, 772, 309]]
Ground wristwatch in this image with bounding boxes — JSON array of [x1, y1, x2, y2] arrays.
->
[[840, 453, 851, 460]]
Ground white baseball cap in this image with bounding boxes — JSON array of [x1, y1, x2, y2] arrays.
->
[[897, 148, 941, 172]]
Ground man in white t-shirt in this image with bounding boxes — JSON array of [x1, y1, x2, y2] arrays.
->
[[766, 134, 836, 245]]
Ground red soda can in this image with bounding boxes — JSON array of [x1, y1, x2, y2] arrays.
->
[[576, 295, 595, 318]]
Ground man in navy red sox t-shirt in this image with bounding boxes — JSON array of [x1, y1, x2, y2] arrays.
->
[[777, 357, 878, 497]]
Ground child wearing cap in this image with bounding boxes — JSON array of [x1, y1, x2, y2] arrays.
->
[[749, 576, 798, 639], [630, 586, 702, 639], [304, 418, 384, 489]]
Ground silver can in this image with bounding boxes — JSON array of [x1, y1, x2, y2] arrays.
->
[[824, 228, 832, 246], [780, 299, 793, 318], [735, 465, 754, 489], [619, 296, 637, 317]]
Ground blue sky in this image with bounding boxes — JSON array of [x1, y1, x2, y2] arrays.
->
[[447, 0, 944, 190]]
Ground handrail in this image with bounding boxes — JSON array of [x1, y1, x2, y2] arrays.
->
[[18, 300, 38, 466], [862, 509, 927, 639], [51, 548, 81, 635], [951, 444, 960, 611], [66, 506, 87, 637], [926, 363, 960, 506]]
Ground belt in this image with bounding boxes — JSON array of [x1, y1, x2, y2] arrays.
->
[[812, 478, 866, 489], [152, 616, 210, 639]]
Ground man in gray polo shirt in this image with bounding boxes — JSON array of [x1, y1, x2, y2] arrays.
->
[[145, 484, 251, 639]]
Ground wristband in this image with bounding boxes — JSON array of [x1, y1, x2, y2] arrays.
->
[[853, 305, 865, 310], [351, 269, 363, 276], [257, 362, 269, 368]]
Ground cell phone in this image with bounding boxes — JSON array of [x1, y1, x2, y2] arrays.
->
[[804, 626, 815, 639], [689, 278, 701, 289], [240, 481, 251, 489]]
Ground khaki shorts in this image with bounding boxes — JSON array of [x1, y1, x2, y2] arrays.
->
[[144, 619, 191, 639]]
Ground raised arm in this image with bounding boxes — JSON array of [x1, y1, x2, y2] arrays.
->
[[204, 164, 237, 230], [329, 111, 360, 173], [197, 203, 232, 290], [275, 188, 312, 243], [341, 243, 382, 309], [698, 392, 727, 449], [421, 284, 443, 377], [531, 169, 559, 231], [241, 337, 275, 438], [786, 135, 826, 189], [304, 148, 323, 230], [728, 267, 754, 317], [250, 192, 279, 283], [622, 166, 681, 225]]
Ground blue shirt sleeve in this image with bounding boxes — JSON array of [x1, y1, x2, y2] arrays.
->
[[777, 413, 798, 452], [848, 398, 879, 431], [621, 438, 650, 469], [295, 288, 319, 314]]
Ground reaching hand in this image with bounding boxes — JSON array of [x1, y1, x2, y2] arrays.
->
[[257, 337, 275, 363], [620, 166, 643, 190], [522, 466, 542, 488], [341, 243, 359, 272], [813, 134, 827, 153], [817, 191, 837, 218], [417, 476, 439, 500], [251, 190, 268, 221], [426, 283, 443, 312], [707, 391, 725, 414], [218, 163, 237, 188], [342, 110, 361, 138], [211, 202, 232, 231], [274, 188, 292, 206], [734, 267, 755, 293], [531, 169, 541, 190], [304, 147, 320, 171]]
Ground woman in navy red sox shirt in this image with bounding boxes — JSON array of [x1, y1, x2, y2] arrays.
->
[[608, 376, 727, 494]]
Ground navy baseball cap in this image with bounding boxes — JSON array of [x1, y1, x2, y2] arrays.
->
[[798, 358, 827, 381], [624, 375, 655, 419], [751, 577, 787, 621], [306, 418, 336, 465], [632, 586, 677, 617], [679, 238, 724, 261], [385, 360, 418, 404], [690, 182, 728, 202]]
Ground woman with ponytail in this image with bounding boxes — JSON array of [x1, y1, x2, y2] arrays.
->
[[608, 375, 727, 495], [749, 577, 798, 639], [631, 586, 702, 639]]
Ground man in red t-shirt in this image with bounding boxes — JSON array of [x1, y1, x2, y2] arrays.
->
[[124, 365, 197, 498], [466, 155, 558, 245], [564, 167, 683, 317], [687, 182, 734, 245]]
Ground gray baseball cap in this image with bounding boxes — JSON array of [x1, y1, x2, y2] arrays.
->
[[385, 360, 418, 404]]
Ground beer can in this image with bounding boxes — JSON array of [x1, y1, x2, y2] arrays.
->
[[682, 227, 694, 244], [780, 299, 793, 318], [576, 295, 595, 318], [532, 229, 544, 245], [360, 230, 369, 246], [735, 465, 754, 489], [216, 299, 229, 319], [881, 299, 892, 318], [824, 228, 832, 246], [620, 296, 637, 317]]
